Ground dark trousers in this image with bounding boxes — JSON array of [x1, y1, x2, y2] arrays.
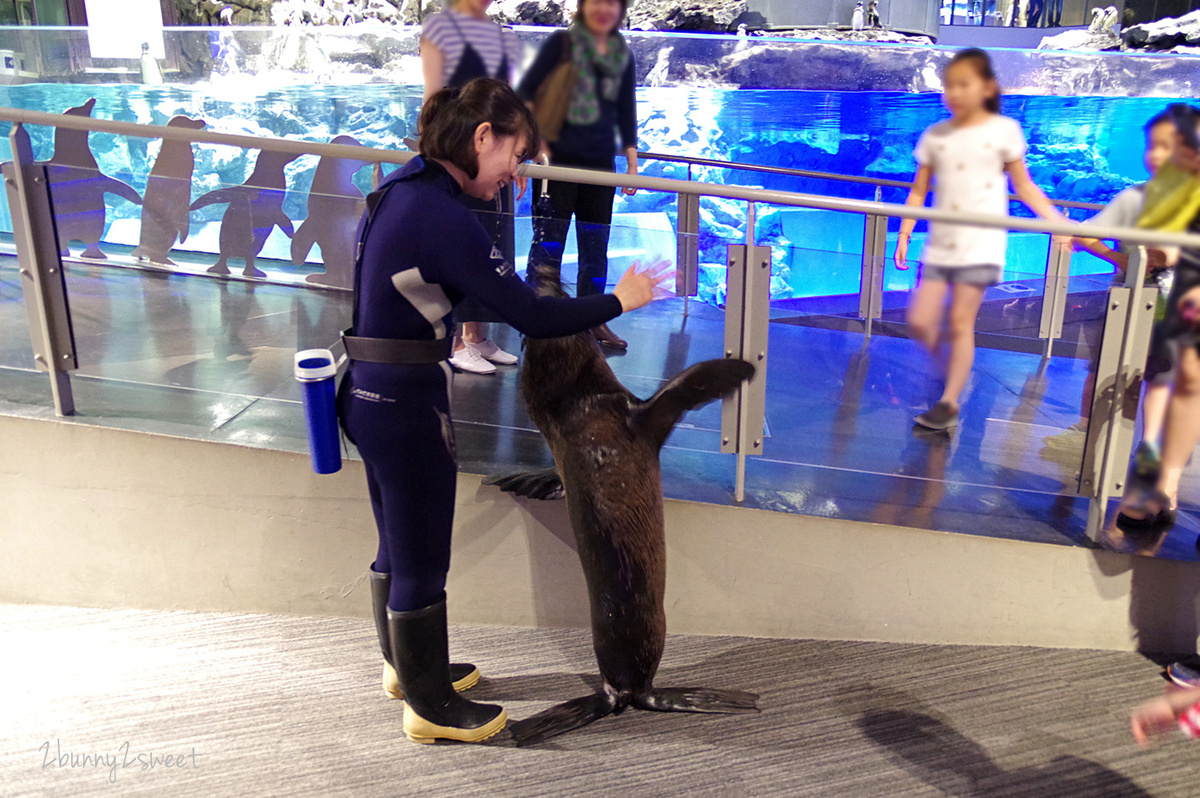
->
[[1027, 0, 1044, 26], [529, 177, 617, 297], [1045, 0, 1063, 25], [339, 361, 456, 612], [456, 185, 515, 324]]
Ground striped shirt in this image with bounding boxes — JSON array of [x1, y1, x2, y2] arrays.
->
[[421, 10, 522, 87]]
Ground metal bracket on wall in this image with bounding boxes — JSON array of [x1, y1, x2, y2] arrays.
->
[[3, 123, 77, 416], [676, 191, 700, 317], [1038, 234, 1072, 358], [721, 242, 771, 503], [859, 208, 887, 340], [1080, 247, 1156, 540]]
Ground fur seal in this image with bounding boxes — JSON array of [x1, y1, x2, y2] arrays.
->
[[134, 115, 206, 266], [486, 264, 759, 746], [190, 149, 298, 277], [45, 98, 143, 260], [291, 135, 371, 288]]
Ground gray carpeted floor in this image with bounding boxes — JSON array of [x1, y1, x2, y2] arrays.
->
[[1, 604, 1195, 797]]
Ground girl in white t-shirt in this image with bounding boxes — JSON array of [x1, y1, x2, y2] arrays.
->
[[894, 48, 1067, 430]]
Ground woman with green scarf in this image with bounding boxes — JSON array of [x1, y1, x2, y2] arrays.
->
[[517, 0, 638, 351]]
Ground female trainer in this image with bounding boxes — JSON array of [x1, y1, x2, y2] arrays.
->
[[338, 78, 667, 745]]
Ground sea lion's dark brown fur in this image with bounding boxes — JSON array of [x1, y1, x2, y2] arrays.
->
[[487, 263, 758, 746]]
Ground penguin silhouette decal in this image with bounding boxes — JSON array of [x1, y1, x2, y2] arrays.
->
[[134, 115, 207, 266], [291, 135, 373, 288], [45, 98, 143, 260], [189, 150, 298, 277]]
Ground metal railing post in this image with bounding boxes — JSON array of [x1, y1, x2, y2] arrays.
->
[[722, 201, 770, 503], [676, 162, 699, 317], [1038, 223, 1070, 359], [859, 186, 886, 340], [4, 123, 77, 416], [1080, 246, 1156, 540]]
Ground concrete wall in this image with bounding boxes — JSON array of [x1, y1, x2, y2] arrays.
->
[[937, 23, 1087, 48], [749, 0, 941, 36], [4, 413, 1200, 653]]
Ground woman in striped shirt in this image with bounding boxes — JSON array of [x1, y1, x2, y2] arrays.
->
[[421, 0, 525, 375]]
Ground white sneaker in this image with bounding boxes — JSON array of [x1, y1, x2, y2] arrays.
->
[[467, 339, 518, 365], [449, 345, 497, 374]]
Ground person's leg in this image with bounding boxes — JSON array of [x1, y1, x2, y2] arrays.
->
[[350, 371, 504, 741], [574, 180, 626, 349], [941, 281, 987, 408], [462, 185, 516, 351], [365, 460, 390, 575], [526, 177, 577, 289], [1143, 383, 1172, 446], [1158, 345, 1200, 508], [574, 181, 616, 298], [905, 275, 949, 353]]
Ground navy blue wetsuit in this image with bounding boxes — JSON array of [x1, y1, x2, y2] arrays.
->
[[338, 157, 622, 613]]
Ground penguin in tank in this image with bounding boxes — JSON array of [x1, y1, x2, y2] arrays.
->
[[487, 259, 760, 746], [852, 1, 865, 31]]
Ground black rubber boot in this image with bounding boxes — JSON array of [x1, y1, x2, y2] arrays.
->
[[369, 569, 479, 699], [388, 597, 507, 744]]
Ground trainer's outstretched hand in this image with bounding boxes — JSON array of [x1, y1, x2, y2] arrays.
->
[[613, 259, 674, 312]]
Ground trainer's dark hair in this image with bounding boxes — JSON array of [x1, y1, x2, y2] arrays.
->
[[574, 0, 628, 33], [418, 78, 538, 180], [946, 47, 1001, 114]]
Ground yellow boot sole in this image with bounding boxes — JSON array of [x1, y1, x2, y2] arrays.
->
[[403, 706, 508, 745], [383, 662, 480, 699]]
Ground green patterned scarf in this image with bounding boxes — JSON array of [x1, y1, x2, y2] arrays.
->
[[566, 24, 630, 127]]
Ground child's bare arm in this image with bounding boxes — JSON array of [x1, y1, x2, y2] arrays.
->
[[1007, 158, 1069, 224], [895, 165, 932, 271], [898, 165, 932, 238], [1074, 236, 1128, 272]]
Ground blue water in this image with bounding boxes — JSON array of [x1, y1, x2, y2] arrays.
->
[[0, 81, 1177, 301]]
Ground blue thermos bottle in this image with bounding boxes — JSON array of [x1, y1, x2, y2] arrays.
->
[[294, 349, 342, 474]]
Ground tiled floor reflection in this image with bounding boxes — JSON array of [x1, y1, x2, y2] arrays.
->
[[3, 259, 1199, 561]]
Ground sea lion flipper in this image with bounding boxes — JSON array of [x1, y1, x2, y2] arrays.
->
[[509, 693, 617, 747], [632, 687, 760, 715], [483, 468, 564, 501], [632, 358, 756, 450]]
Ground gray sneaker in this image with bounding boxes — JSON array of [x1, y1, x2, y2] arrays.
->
[[914, 401, 959, 431]]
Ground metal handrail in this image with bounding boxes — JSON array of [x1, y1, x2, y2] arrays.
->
[[0, 106, 1196, 249], [637, 149, 1107, 212]]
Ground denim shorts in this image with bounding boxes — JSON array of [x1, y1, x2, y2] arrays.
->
[[919, 263, 1002, 287]]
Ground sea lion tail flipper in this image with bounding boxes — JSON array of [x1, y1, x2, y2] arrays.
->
[[632, 358, 757, 450], [509, 693, 617, 747], [483, 468, 564, 501], [632, 688, 760, 715]]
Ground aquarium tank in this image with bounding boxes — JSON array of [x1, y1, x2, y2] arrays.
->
[[0, 23, 1196, 304]]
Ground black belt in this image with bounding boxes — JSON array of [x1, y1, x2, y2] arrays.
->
[[342, 333, 453, 365]]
